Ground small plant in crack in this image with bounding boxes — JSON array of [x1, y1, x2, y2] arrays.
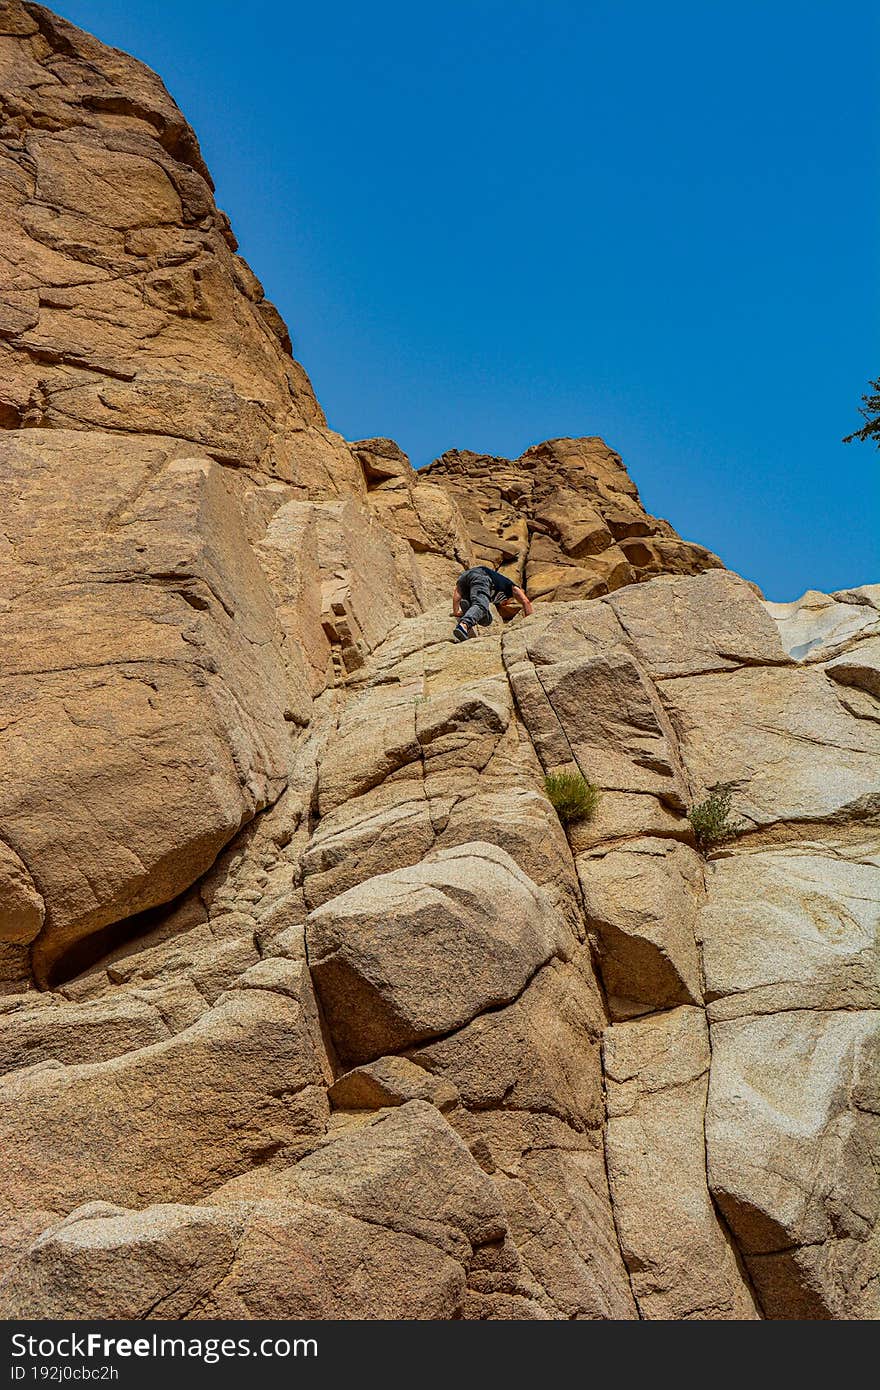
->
[[688, 782, 746, 852], [544, 769, 600, 825]]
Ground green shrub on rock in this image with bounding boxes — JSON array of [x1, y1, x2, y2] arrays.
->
[[688, 783, 745, 852], [544, 770, 600, 825]]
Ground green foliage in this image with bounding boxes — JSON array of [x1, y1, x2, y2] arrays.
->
[[843, 375, 880, 448], [688, 783, 745, 852], [544, 770, 600, 825]]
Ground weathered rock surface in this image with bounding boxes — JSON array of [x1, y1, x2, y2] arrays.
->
[[0, 1, 360, 495], [503, 573, 880, 1319], [766, 585, 880, 662], [604, 1007, 760, 1319], [306, 842, 570, 1065], [0, 3, 876, 1323], [699, 842, 880, 1020], [0, 429, 295, 986], [352, 437, 474, 592], [0, 961, 332, 1268], [707, 1009, 879, 1319], [0, 1103, 537, 1319], [578, 837, 704, 1019], [422, 436, 724, 601]]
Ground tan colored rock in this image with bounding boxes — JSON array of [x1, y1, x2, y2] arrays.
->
[[50, 900, 261, 1020], [254, 498, 333, 705], [306, 842, 570, 1065], [452, 1108, 637, 1319], [578, 838, 704, 1018], [0, 1201, 245, 1321], [0, 2, 876, 1324], [525, 561, 604, 599], [303, 784, 434, 909], [534, 493, 613, 558], [351, 436, 414, 483], [416, 675, 511, 771], [310, 494, 424, 652], [303, 628, 562, 913], [439, 786, 582, 927], [0, 1102, 528, 1320], [0, 944, 31, 996], [706, 1008, 880, 1318], [0, 4, 362, 494], [0, 964, 332, 1270], [514, 642, 688, 804], [329, 1056, 460, 1112], [199, 1200, 468, 1320], [0, 431, 295, 985], [567, 790, 689, 851], [306, 694, 576, 926], [317, 685, 421, 815], [699, 842, 880, 1020], [603, 1007, 759, 1319], [353, 437, 473, 591], [423, 437, 722, 602], [661, 665, 880, 828], [0, 991, 168, 1075], [0, 1197, 467, 1321], [825, 634, 880, 699], [282, 1102, 507, 1257], [0, 840, 44, 946], [503, 574, 793, 816], [408, 950, 605, 1133], [607, 569, 790, 677]]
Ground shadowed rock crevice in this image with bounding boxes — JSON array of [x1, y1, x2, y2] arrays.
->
[[44, 886, 199, 990]]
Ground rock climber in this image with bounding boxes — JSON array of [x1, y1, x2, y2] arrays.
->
[[451, 565, 533, 642]]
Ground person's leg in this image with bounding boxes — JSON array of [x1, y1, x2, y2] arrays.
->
[[461, 577, 493, 628], [453, 575, 493, 640]]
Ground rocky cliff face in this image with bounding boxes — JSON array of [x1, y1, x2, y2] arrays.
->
[[0, 2, 877, 1321], [422, 437, 723, 601]]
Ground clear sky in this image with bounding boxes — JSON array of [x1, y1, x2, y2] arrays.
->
[[57, 0, 878, 600]]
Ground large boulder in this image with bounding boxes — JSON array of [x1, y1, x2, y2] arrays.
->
[[305, 842, 571, 1064], [578, 837, 704, 1018], [0, 1102, 536, 1319], [660, 665, 880, 828], [699, 842, 880, 1020], [0, 431, 295, 984]]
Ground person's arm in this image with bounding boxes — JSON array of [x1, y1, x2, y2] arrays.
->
[[452, 584, 463, 617], [512, 584, 533, 616]]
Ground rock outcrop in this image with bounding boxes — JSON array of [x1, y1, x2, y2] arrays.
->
[[0, 2, 877, 1322], [422, 436, 723, 600]]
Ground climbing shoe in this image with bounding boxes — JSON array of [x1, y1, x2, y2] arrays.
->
[[452, 621, 471, 643]]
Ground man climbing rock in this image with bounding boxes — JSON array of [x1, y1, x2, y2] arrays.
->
[[451, 565, 533, 642]]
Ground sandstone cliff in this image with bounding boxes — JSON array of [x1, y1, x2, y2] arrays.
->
[[0, 2, 877, 1321]]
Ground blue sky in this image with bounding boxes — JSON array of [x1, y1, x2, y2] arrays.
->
[[58, 1, 878, 599]]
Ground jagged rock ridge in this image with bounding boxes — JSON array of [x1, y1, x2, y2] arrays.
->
[[422, 437, 723, 601], [0, 2, 877, 1321]]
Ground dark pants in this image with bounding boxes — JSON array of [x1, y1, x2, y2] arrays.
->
[[461, 573, 495, 628]]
